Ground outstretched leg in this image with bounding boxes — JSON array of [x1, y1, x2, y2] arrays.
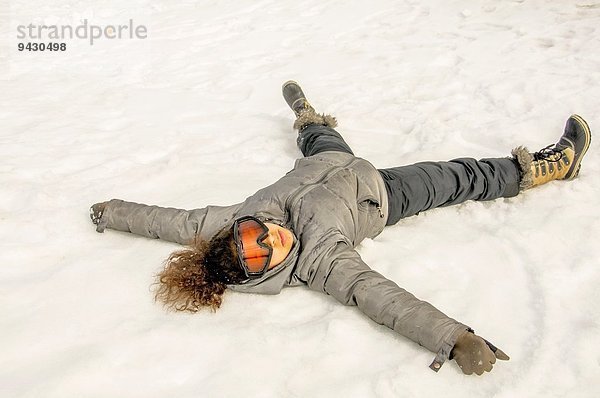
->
[[380, 114, 592, 226], [379, 157, 520, 225], [297, 124, 354, 157], [282, 80, 354, 156]]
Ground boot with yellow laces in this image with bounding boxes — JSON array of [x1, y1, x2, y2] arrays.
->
[[512, 114, 592, 190]]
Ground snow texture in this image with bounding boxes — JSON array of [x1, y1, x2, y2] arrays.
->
[[1, 1, 600, 397]]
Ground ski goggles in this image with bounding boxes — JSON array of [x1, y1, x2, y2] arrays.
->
[[233, 216, 273, 279]]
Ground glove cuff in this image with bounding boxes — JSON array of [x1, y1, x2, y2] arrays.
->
[[429, 327, 473, 372]]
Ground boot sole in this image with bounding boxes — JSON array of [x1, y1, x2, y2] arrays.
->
[[282, 80, 298, 89], [565, 114, 592, 180]]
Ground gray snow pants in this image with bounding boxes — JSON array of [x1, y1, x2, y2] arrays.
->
[[297, 124, 522, 226]]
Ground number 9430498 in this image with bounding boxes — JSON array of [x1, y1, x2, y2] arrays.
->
[[18, 42, 67, 51]]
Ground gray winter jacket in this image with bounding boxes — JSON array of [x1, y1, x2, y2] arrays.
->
[[96, 151, 469, 370]]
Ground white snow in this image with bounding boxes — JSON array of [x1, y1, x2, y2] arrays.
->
[[2, 0, 600, 397]]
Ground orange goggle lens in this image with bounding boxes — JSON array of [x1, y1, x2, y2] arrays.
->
[[233, 216, 273, 278]]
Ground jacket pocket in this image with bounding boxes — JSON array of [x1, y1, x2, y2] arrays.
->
[[358, 198, 384, 218]]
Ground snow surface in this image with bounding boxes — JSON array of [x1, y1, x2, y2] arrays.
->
[[2, 0, 600, 397]]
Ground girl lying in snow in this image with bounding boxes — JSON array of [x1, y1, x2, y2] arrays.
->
[[90, 81, 591, 375]]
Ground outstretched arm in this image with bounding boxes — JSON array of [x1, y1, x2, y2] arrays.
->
[[311, 242, 506, 373], [91, 199, 242, 244]]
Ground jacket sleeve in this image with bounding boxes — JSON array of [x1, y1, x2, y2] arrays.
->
[[95, 199, 241, 245], [314, 242, 469, 371]]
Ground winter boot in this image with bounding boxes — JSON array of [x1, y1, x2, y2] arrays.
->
[[282, 80, 314, 116], [512, 114, 592, 190], [282, 80, 338, 130]]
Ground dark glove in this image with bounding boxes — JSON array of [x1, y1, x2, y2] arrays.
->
[[451, 331, 510, 375], [90, 201, 108, 226]]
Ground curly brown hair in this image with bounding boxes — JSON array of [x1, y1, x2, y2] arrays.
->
[[153, 227, 247, 312]]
